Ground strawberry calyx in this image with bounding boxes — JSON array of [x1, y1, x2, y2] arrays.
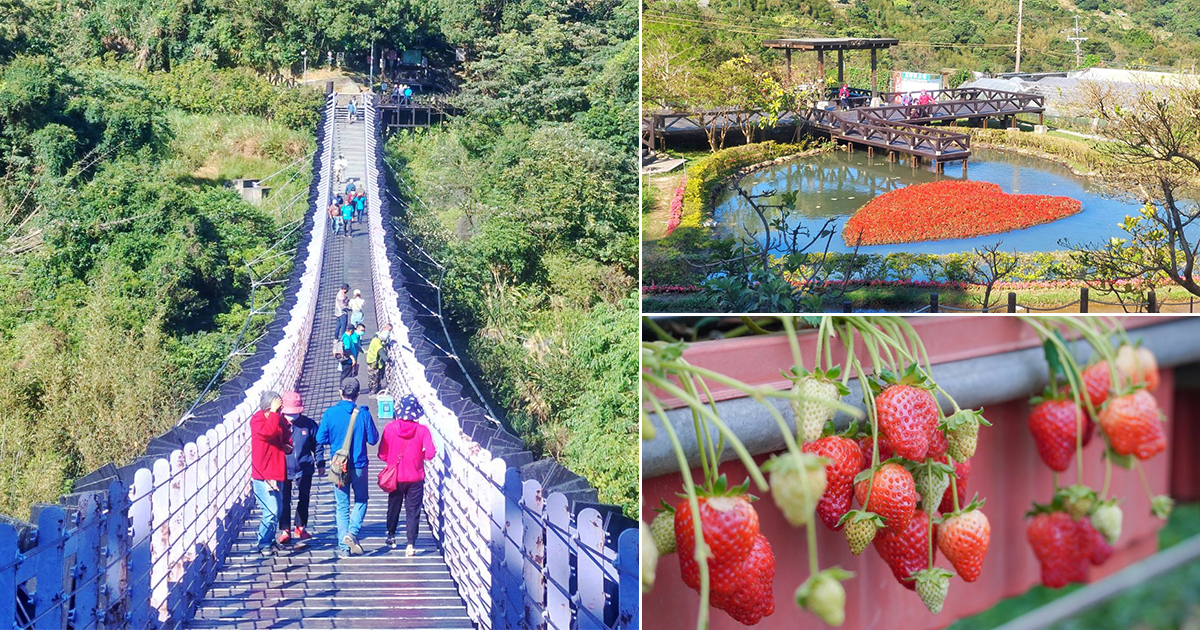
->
[[652, 498, 676, 515], [867, 363, 935, 397], [936, 495, 985, 523], [1151, 495, 1174, 519], [836, 508, 886, 529], [795, 566, 855, 603], [1057, 484, 1098, 519], [852, 456, 907, 484], [1025, 496, 1068, 519], [1029, 384, 1077, 406], [782, 365, 850, 397], [678, 474, 756, 501], [940, 407, 991, 431]]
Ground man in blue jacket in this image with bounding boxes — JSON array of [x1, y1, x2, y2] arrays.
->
[[316, 378, 379, 556]]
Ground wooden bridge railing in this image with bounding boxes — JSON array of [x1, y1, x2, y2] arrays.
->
[[0, 94, 338, 629], [364, 96, 640, 630]]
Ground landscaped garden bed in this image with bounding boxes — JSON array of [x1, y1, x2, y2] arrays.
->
[[842, 181, 1083, 246]]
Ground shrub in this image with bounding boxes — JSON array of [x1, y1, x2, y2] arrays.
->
[[676, 140, 816, 233]]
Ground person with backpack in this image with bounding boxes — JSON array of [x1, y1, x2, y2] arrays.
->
[[348, 289, 365, 328], [277, 391, 323, 544], [251, 391, 290, 556], [347, 98, 357, 124], [334, 284, 350, 341], [316, 378, 379, 556], [364, 324, 392, 396], [377, 394, 436, 556]]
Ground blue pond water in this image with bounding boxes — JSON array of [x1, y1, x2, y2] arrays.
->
[[713, 147, 1149, 255]]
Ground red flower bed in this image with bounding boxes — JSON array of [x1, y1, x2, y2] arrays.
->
[[842, 181, 1082, 246], [665, 175, 687, 236]]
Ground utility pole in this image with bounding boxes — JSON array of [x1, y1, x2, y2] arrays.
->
[[1015, 0, 1024, 73], [1067, 14, 1088, 68]]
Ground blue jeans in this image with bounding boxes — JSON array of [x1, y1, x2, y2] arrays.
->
[[252, 479, 280, 549], [335, 311, 349, 341], [334, 466, 368, 550], [330, 215, 340, 234]]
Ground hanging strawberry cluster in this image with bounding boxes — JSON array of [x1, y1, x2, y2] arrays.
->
[[642, 317, 997, 628], [1019, 316, 1172, 589]]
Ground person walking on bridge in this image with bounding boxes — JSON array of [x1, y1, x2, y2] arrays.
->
[[251, 391, 290, 556], [334, 154, 347, 184], [341, 198, 354, 237], [277, 391, 322, 544], [353, 190, 366, 223], [839, 83, 850, 111], [365, 324, 392, 396], [317, 378, 379, 557], [347, 97, 358, 124], [349, 288, 365, 328], [378, 394, 436, 556], [328, 200, 341, 235], [334, 284, 350, 342], [340, 324, 360, 380]]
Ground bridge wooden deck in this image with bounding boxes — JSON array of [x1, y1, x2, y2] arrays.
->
[[186, 99, 473, 630], [643, 87, 1045, 165]]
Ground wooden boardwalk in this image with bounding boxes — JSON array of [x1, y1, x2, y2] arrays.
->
[[186, 98, 474, 630], [643, 87, 1046, 165]]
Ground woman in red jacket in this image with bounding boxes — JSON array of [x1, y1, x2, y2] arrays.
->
[[251, 391, 291, 555], [378, 394, 437, 556]]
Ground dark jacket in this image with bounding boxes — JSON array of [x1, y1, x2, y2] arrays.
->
[[284, 414, 323, 479]]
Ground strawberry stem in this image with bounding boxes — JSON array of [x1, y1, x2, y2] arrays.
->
[[646, 390, 711, 630], [1134, 459, 1155, 503], [949, 453, 961, 513], [1101, 457, 1112, 500]]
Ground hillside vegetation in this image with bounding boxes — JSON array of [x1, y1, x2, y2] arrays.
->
[[386, 0, 639, 514], [644, 0, 1200, 108]]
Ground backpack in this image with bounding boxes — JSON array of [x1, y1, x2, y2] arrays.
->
[[327, 407, 360, 488]]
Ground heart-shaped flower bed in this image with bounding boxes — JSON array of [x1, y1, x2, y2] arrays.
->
[[842, 180, 1082, 246]]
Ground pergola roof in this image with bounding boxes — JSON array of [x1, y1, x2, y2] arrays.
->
[[763, 37, 899, 51]]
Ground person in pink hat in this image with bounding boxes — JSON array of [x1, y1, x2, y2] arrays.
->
[[276, 391, 324, 544], [377, 394, 436, 556]]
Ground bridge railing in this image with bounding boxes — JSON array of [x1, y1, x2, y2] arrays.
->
[[0, 94, 337, 630], [360, 95, 640, 630]]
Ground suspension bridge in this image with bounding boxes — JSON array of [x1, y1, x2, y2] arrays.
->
[[0, 93, 638, 629]]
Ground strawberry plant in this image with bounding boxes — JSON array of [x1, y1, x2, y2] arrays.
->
[[1018, 316, 1174, 588]]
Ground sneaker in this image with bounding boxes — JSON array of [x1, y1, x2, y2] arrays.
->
[[385, 536, 396, 548], [277, 530, 291, 545], [344, 535, 363, 555], [258, 546, 274, 557], [405, 544, 416, 557], [294, 527, 312, 541]]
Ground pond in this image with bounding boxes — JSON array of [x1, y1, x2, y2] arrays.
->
[[713, 147, 1148, 255]]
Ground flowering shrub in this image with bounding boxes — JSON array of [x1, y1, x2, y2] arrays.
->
[[665, 175, 686, 236], [842, 181, 1082, 246], [675, 141, 815, 233], [643, 284, 702, 294]]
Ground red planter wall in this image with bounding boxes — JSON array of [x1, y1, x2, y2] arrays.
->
[[643, 319, 1178, 630]]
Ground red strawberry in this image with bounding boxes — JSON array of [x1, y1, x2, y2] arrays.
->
[[855, 462, 916, 532], [927, 426, 949, 459], [875, 374, 940, 461], [675, 494, 759, 596], [937, 505, 990, 582], [1079, 517, 1113, 566], [710, 534, 776, 625], [803, 436, 863, 531], [1115, 345, 1159, 392], [937, 457, 971, 514], [1028, 398, 1086, 472], [858, 435, 893, 471], [1027, 511, 1086, 588], [1097, 389, 1166, 460], [1080, 362, 1111, 410], [873, 510, 936, 590]]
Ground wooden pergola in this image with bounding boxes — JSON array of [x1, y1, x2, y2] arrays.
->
[[763, 37, 900, 101]]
